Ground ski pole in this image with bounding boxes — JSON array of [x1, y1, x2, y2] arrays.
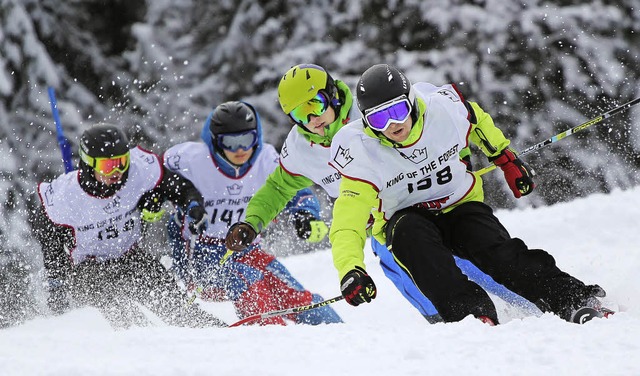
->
[[219, 249, 234, 265], [229, 295, 344, 327], [475, 96, 640, 176], [186, 285, 204, 306], [48, 87, 74, 173], [184, 233, 201, 305]]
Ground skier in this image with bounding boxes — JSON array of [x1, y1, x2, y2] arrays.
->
[[32, 123, 226, 329], [164, 101, 341, 325], [225, 63, 525, 322], [328, 64, 610, 325]]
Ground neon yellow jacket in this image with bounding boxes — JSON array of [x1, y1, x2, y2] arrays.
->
[[243, 80, 354, 233], [330, 97, 511, 279]]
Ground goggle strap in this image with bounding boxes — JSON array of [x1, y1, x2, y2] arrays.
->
[[79, 150, 94, 167]]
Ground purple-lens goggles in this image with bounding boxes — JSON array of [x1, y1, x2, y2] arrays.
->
[[364, 97, 412, 132]]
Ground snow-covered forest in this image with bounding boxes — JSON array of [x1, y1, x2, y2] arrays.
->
[[1, 0, 639, 328]]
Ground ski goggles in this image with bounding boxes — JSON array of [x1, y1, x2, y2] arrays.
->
[[80, 150, 130, 176], [364, 96, 412, 132], [289, 91, 331, 125], [216, 129, 258, 152]]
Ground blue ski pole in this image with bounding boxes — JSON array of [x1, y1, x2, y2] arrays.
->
[[48, 87, 74, 173]]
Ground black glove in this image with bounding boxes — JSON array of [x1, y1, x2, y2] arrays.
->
[[225, 222, 257, 251], [186, 201, 208, 235], [491, 148, 535, 198], [294, 210, 329, 243], [138, 190, 166, 223], [586, 284, 606, 298], [461, 154, 473, 171], [47, 279, 70, 315], [340, 266, 377, 306]]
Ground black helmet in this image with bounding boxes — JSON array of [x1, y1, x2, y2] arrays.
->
[[79, 123, 129, 158], [209, 101, 257, 136], [356, 64, 414, 114], [78, 123, 130, 197]]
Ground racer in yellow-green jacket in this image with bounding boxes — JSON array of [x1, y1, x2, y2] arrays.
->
[[225, 64, 355, 247], [329, 64, 609, 325], [225, 64, 533, 322]]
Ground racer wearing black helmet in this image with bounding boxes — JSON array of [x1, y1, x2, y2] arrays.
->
[[326, 64, 607, 327], [78, 123, 131, 197], [200, 101, 262, 177], [356, 63, 419, 128], [32, 122, 224, 328], [163, 100, 341, 325], [208, 101, 259, 169]]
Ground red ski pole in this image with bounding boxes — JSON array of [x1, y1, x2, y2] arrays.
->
[[229, 295, 344, 327]]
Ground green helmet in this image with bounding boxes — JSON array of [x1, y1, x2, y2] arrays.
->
[[277, 64, 336, 114]]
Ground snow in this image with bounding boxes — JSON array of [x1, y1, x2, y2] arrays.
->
[[2, 187, 640, 375]]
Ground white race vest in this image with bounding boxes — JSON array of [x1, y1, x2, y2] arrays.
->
[[164, 142, 279, 239], [330, 83, 475, 220], [280, 128, 342, 198], [38, 148, 163, 264]]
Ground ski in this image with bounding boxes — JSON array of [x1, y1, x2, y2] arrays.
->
[[571, 306, 615, 324], [229, 295, 344, 327]]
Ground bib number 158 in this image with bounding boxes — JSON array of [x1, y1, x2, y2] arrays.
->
[[407, 166, 452, 193]]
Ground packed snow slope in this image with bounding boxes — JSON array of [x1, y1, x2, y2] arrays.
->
[[2, 188, 640, 376]]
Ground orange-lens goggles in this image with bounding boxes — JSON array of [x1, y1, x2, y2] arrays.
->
[[81, 151, 130, 176]]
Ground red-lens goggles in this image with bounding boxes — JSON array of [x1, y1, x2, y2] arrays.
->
[[81, 151, 130, 176]]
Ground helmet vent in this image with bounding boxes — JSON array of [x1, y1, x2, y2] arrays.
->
[[356, 64, 413, 114], [209, 101, 257, 136]]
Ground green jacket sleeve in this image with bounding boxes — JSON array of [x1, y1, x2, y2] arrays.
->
[[244, 165, 314, 232], [468, 101, 511, 158], [329, 176, 379, 280]]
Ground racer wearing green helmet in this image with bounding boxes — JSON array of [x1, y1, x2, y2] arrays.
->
[[225, 64, 356, 249], [277, 63, 352, 145]]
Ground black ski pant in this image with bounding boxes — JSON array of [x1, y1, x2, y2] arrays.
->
[[68, 247, 226, 329], [386, 201, 593, 323]]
